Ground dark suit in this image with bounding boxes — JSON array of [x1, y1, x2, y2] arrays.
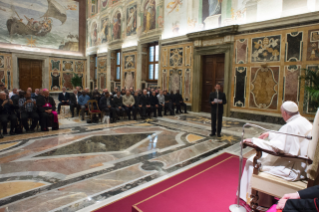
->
[[112, 96, 125, 120], [164, 94, 174, 115], [58, 92, 70, 113], [150, 95, 162, 117], [70, 93, 80, 117], [175, 93, 187, 114], [209, 91, 227, 135], [0, 99, 17, 134], [284, 185, 319, 212], [139, 95, 152, 118]]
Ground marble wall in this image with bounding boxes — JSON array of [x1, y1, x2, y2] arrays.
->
[[231, 25, 319, 118], [49, 57, 87, 91], [0, 53, 13, 90], [97, 56, 107, 90], [161, 42, 193, 103]]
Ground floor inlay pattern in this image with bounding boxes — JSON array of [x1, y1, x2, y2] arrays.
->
[[0, 113, 270, 212]]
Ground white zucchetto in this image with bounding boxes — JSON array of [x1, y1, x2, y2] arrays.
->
[[282, 101, 299, 113]]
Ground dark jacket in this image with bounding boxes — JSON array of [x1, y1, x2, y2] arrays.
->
[[150, 95, 159, 106], [209, 91, 227, 112], [70, 93, 79, 106], [99, 96, 112, 110], [112, 96, 123, 108], [164, 94, 171, 102], [175, 93, 184, 102], [11, 95, 20, 113], [58, 92, 70, 102], [284, 185, 319, 211], [134, 95, 140, 107], [37, 95, 56, 113], [139, 95, 151, 106], [0, 99, 16, 115]]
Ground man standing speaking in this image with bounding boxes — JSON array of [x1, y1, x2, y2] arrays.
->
[[209, 83, 227, 137]]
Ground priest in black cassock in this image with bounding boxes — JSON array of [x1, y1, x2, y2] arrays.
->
[[209, 83, 226, 137]]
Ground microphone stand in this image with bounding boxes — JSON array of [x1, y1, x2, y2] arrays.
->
[[229, 123, 312, 212]]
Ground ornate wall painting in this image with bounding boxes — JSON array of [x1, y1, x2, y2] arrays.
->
[[235, 39, 248, 64], [161, 69, 167, 90], [162, 48, 168, 67], [307, 29, 319, 61], [113, 11, 122, 40], [126, 4, 137, 36], [143, 0, 156, 32], [75, 61, 84, 72], [234, 67, 246, 107], [249, 66, 279, 110], [169, 48, 183, 67], [63, 60, 74, 72], [5, 56, 12, 70], [0, 71, 4, 84], [169, 69, 182, 93], [90, 21, 98, 46], [283, 65, 300, 103], [98, 58, 107, 72], [6, 71, 11, 90], [101, 0, 108, 10], [304, 65, 319, 113], [0, 0, 79, 51], [124, 55, 135, 69], [202, 0, 222, 21], [285, 32, 303, 62], [62, 73, 73, 90], [50, 72, 61, 91], [51, 59, 61, 72], [100, 17, 110, 43], [184, 69, 191, 102], [251, 35, 281, 62], [98, 73, 107, 90], [124, 71, 135, 89], [185, 46, 192, 67], [0, 56, 4, 68]]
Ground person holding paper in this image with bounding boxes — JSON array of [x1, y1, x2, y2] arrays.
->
[[209, 83, 227, 137]]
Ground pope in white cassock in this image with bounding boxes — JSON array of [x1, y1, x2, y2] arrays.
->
[[239, 101, 313, 204]]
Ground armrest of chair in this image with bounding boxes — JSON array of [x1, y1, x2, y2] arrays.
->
[[243, 142, 313, 165]]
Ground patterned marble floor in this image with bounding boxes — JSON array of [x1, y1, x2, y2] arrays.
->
[[0, 113, 281, 212]]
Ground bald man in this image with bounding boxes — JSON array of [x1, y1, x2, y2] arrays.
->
[[239, 101, 313, 207]]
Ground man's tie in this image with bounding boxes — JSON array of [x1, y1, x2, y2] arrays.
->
[[216, 91, 219, 99]]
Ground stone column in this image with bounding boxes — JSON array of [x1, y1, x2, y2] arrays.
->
[[12, 54, 18, 89], [107, 50, 112, 91], [281, 0, 309, 17], [86, 56, 90, 89], [136, 42, 143, 90], [43, 57, 50, 89], [245, 0, 258, 23]]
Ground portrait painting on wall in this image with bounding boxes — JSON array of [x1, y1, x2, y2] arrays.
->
[[143, 0, 156, 32], [101, 0, 108, 9], [0, 0, 79, 51], [100, 17, 109, 43], [126, 5, 137, 36], [90, 21, 98, 46], [113, 12, 121, 40], [169, 48, 183, 67], [124, 55, 135, 69], [202, 0, 222, 24], [124, 72, 135, 89]]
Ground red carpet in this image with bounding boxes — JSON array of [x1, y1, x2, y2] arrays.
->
[[93, 153, 245, 212]]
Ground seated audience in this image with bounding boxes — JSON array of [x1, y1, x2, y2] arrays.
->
[[240, 101, 313, 207], [20, 91, 39, 132], [9, 88, 18, 99], [157, 90, 165, 116], [112, 91, 125, 121], [139, 89, 152, 119], [175, 90, 187, 114], [78, 90, 91, 121], [129, 87, 134, 95], [92, 88, 101, 103], [122, 89, 136, 120], [99, 91, 115, 123], [33, 88, 40, 100], [58, 87, 70, 114], [37, 89, 59, 131], [0, 91, 17, 135], [150, 91, 162, 117], [113, 87, 119, 97], [276, 185, 319, 211], [163, 90, 173, 115], [70, 89, 80, 118], [76, 86, 82, 96], [121, 88, 126, 96], [133, 91, 142, 119]]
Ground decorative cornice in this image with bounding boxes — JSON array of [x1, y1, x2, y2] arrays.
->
[[161, 35, 189, 45], [187, 25, 239, 40]]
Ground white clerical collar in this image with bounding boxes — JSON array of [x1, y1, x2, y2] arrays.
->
[[286, 114, 300, 123]]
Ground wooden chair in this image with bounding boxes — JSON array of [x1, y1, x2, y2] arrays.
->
[[87, 100, 102, 122], [243, 109, 319, 212]]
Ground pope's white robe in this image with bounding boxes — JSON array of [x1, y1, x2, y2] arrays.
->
[[239, 114, 312, 202]]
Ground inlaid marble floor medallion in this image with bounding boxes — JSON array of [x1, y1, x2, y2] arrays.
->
[[0, 113, 277, 212]]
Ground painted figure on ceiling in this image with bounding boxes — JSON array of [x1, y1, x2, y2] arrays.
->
[[90, 22, 98, 46], [113, 12, 121, 40], [100, 18, 109, 43], [102, 0, 108, 7], [126, 6, 137, 36], [144, 0, 156, 32]]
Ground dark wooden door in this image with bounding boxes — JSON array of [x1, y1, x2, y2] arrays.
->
[[201, 54, 225, 112], [19, 59, 42, 92]]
